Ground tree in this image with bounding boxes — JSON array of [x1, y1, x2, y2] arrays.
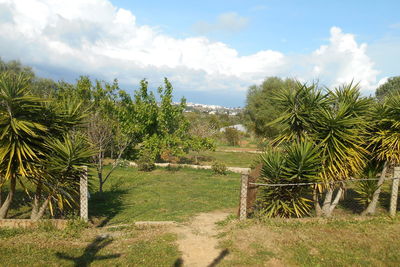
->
[[131, 78, 213, 162], [269, 81, 369, 217], [224, 127, 241, 146], [375, 76, 400, 100], [245, 77, 296, 138], [0, 72, 48, 218], [30, 134, 93, 220], [258, 141, 321, 218], [362, 94, 400, 215]]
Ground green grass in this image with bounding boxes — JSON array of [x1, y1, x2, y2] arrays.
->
[[90, 166, 241, 224], [218, 216, 400, 266], [0, 223, 180, 266], [186, 150, 261, 168]]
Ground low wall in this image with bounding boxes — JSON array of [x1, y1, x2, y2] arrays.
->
[[0, 219, 68, 229]]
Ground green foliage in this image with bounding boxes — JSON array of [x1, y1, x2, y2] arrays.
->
[[40, 134, 93, 215], [223, 127, 241, 146], [257, 141, 321, 218], [355, 160, 383, 206], [273, 82, 370, 182], [375, 76, 400, 100], [212, 161, 227, 175], [137, 149, 156, 172], [0, 71, 48, 181], [245, 77, 296, 138], [368, 93, 400, 164]]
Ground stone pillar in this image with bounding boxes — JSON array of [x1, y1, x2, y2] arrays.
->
[[80, 166, 88, 221], [239, 173, 249, 220], [390, 166, 400, 217]]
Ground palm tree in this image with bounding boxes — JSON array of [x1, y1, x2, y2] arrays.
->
[[30, 134, 93, 220], [270, 82, 369, 217], [362, 93, 400, 215], [258, 141, 321, 218], [0, 72, 47, 218]]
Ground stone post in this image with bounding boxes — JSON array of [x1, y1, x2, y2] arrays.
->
[[80, 166, 88, 221], [390, 166, 400, 217], [239, 173, 249, 220]]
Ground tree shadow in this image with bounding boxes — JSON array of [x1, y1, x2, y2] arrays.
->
[[380, 191, 400, 211], [56, 236, 120, 267], [339, 188, 364, 214], [0, 187, 34, 219], [172, 249, 229, 267], [89, 188, 128, 227], [208, 249, 230, 267]]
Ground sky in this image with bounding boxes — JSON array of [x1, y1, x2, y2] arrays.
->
[[0, 0, 399, 107]]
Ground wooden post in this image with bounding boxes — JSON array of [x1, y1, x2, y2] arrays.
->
[[80, 166, 88, 221], [239, 173, 249, 220], [390, 166, 400, 217]]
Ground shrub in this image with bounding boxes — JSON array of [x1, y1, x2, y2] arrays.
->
[[256, 141, 321, 218], [224, 127, 241, 146], [137, 150, 156, 172], [355, 161, 383, 207], [212, 161, 227, 175]]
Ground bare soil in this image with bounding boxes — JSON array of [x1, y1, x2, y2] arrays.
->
[[172, 210, 230, 267]]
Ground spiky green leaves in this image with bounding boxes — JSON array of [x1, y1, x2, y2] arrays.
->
[[0, 72, 48, 180], [258, 141, 321, 218]]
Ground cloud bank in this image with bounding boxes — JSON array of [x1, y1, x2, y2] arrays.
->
[[0, 0, 381, 105]]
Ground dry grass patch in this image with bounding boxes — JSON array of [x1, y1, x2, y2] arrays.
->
[[217, 216, 400, 266]]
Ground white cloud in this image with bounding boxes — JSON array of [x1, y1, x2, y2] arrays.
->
[[304, 27, 380, 90], [0, 0, 381, 103], [193, 12, 249, 34]]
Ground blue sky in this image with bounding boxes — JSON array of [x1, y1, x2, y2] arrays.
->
[[0, 0, 399, 106]]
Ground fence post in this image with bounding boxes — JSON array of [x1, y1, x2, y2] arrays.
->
[[390, 166, 400, 217], [80, 166, 88, 222], [239, 173, 249, 220]]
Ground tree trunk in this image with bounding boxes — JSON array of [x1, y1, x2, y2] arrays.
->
[[31, 181, 42, 219], [31, 198, 50, 221], [321, 188, 333, 215], [313, 188, 322, 217], [98, 150, 104, 193], [321, 187, 343, 217], [362, 161, 388, 216], [0, 176, 16, 219]]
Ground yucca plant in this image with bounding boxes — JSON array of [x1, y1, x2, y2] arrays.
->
[[257, 141, 321, 218], [0, 72, 48, 218], [270, 81, 370, 217], [363, 93, 400, 215], [355, 160, 383, 207], [30, 134, 93, 220]]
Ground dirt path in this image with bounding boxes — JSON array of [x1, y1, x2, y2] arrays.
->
[[172, 211, 230, 267]]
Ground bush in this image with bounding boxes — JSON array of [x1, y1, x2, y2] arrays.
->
[[212, 161, 227, 175], [137, 150, 156, 172], [256, 141, 321, 218], [224, 127, 241, 146]]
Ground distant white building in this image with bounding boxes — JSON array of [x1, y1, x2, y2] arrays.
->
[[220, 124, 247, 133]]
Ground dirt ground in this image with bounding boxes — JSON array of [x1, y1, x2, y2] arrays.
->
[[172, 211, 230, 267]]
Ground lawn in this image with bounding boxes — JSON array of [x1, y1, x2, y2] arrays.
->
[[89, 166, 241, 224], [0, 222, 180, 266], [185, 150, 261, 168], [0, 166, 241, 266], [217, 216, 400, 266]]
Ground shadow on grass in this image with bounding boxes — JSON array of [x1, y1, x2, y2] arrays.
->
[[380, 191, 400, 211], [89, 188, 128, 227], [172, 249, 230, 267], [0, 188, 34, 219], [56, 236, 120, 267], [339, 189, 365, 214]]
